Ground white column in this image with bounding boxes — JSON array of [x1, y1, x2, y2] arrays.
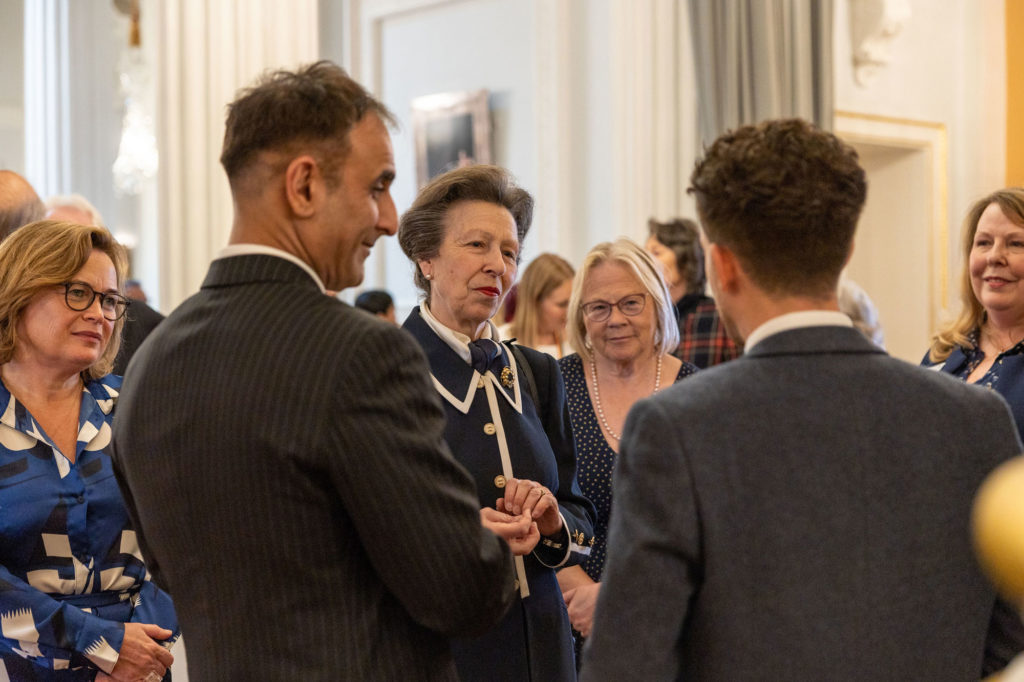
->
[[610, 0, 699, 241], [533, 0, 573, 257], [23, 0, 71, 197], [152, 0, 319, 310]]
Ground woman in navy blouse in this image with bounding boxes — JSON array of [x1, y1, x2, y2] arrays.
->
[[0, 221, 178, 681], [399, 165, 595, 681], [924, 188, 1024, 442]]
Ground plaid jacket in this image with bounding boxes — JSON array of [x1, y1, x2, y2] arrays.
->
[[674, 295, 740, 369]]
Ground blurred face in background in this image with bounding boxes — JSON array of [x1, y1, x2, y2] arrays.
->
[[645, 235, 685, 302], [538, 278, 572, 337]]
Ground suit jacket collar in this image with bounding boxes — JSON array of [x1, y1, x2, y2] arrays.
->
[[403, 307, 522, 414], [201, 253, 323, 292], [744, 324, 886, 359]]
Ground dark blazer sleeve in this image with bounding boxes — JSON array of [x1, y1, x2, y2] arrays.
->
[[581, 395, 698, 681], [324, 321, 515, 637], [519, 345, 596, 568]]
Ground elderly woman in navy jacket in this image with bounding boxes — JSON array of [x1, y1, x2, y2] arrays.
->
[[399, 165, 595, 681]]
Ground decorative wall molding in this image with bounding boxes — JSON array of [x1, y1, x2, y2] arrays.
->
[[834, 110, 949, 321], [849, 0, 912, 87]]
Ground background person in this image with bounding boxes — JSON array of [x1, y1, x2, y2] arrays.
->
[[925, 188, 1024, 442], [556, 238, 696, 658], [0, 170, 45, 239], [645, 217, 739, 368], [503, 252, 574, 358], [583, 119, 1024, 680], [399, 164, 596, 681], [354, 288, 397, 324], [110, 62, 517, 681], [45, 194, 105, 227], [0, 220, 178, 681]]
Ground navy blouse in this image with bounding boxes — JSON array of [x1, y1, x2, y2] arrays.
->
[[922, 330, 1024, 445], [0, 374, 178, 680]]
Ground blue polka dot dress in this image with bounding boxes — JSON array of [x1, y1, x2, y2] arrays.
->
[[558, 353, 698, 582]]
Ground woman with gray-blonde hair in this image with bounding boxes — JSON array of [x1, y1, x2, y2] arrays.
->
[[556, 238, 697, 659]]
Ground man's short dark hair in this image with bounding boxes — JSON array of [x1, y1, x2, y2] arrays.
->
[[220, 61, 395, 189], [355, 289, 394, 316], [688, 118, 867, 297]]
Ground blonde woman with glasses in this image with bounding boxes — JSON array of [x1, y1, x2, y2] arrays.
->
[[556, 238, 697, 661]]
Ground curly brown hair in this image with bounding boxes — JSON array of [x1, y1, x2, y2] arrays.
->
[[688, 118, 867, 297]]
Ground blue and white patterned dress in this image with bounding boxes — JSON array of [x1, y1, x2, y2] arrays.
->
[[0, 374, 178, 680]]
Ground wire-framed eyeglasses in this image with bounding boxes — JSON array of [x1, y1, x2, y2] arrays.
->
[[61, 282, 131, 321], [581, 293, 647, 322]]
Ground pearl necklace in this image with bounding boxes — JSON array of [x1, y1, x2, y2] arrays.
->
[[590, 355, 662, 442]]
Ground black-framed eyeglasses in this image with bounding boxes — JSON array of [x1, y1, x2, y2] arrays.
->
[[61, 282, 131, 321], [581, 293, 647, 322]]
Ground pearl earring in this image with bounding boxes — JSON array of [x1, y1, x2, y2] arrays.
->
[[424, 273, 432, 280]]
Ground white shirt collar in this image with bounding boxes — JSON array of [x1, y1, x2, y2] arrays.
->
[[419, 302, 500, 365], [216, 244, 326, 293], [744, 310, 853, 352]]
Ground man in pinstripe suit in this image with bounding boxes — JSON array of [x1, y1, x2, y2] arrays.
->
[[110, 62, 517, 680]]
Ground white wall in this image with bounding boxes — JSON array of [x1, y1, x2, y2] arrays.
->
[[834, 0, 1006, 345], [364, 0, 540, 314], [339, 0, 697, 319], [0, 0, 25, 172]]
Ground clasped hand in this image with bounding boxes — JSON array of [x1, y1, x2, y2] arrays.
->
[[480, 477, 563, 555], [95, 622, 174, 682]]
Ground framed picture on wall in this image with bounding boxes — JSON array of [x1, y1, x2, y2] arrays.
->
[[411, 90, 492, 188]]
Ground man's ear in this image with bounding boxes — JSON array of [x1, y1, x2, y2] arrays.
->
[[284, 155, 319, 218], [708, 242, 741, 293]]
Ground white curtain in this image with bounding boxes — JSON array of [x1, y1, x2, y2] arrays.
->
[[688, 0, 833, 146]]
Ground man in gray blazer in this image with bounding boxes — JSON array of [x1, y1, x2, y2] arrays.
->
[[582, 118, 1024, 680], [111, 62, 519, 680]]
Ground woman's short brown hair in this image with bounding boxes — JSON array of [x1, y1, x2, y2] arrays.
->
[[398, 165, 534, 299], [0, 220, 128, 380]]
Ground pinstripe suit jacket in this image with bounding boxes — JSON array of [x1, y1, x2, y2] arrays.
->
[[583, 325, 1024, 681], [110, 254, 515, 681]]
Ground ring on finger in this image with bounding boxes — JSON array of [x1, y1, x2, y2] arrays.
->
[[145, 673, 162, 682]]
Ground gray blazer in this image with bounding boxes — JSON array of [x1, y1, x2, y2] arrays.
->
[[582, 325, 1024, 681], [111, 254, 515, 681]]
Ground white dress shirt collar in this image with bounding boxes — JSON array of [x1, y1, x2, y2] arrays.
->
[[216, 244, 327, 293], [744, 310, 853, 353]]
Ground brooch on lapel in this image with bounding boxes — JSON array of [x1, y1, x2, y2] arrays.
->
[[500, 366, 514, 388]]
